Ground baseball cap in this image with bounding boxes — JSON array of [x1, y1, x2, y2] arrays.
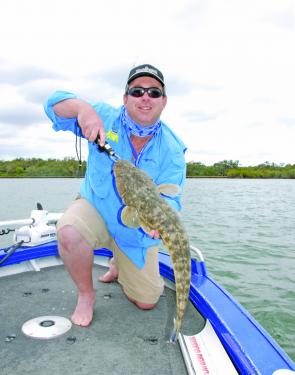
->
[[127, 64, 165, 86]]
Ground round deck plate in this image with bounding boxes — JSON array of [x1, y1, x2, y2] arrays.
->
[[22, 316, 72, 339]]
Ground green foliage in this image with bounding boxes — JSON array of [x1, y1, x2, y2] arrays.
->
[[0, 158, 86, 178], [187, 160, 295, 179], [213, 160, 240, 176], [187, 160, 240, 177], [0, 158, 294, 178]]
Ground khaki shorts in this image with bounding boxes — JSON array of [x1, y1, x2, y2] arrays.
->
[[57, 198, 164, 304]]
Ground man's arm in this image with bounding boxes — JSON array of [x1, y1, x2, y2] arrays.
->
[[53, 98, 105, 145]]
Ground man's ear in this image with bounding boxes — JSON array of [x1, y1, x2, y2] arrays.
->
[[123, 94, 128, 105], [162, 95, 167, 108]]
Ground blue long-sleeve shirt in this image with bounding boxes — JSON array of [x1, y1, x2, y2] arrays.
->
[[44, 91, 187, 268]]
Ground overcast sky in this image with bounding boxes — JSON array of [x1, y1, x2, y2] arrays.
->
[[0, 0, 294, 166]]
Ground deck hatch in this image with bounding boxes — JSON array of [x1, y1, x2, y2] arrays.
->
[[22, 315, 72, 339]]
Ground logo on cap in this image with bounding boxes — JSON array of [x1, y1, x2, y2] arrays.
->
[[135, 66, 159, 76]]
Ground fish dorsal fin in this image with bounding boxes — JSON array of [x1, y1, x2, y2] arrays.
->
[[121, 206, 140, 228], [157, 183, 180, 197]]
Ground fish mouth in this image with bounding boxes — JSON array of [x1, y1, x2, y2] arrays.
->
[[113, 160, 126, 177], [113, 164, 121, 173]]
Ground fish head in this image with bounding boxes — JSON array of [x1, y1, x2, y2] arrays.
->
[[113, 160, 155, 205], [113, 160, 140, 202], [113, 160, 134, 179]]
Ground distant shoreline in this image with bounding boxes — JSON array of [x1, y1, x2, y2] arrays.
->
[[0, 176, 84, 179], [1, 159, 294, 178], [1, 176, 294, 179]]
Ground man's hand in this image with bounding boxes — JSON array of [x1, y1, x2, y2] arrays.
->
[[149, 229, 160, 239], [53, 98, 105, 146], [77, 105, 105, 145]]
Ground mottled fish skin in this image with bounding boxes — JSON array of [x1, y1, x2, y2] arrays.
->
[[114, 159, 191, 341]]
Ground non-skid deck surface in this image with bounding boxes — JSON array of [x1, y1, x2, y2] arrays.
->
[[0, 264, 205, 375]]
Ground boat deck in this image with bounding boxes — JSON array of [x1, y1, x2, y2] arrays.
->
[[1, 264, 205, 375]]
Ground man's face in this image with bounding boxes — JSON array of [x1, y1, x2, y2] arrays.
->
[[123, 76, 167, 126]]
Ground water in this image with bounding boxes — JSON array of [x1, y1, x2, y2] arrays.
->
[[0, 178, 294, 361]]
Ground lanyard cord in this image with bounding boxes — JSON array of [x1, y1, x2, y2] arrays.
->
[[126, 135, 138, 162], [126, 133, 153, 167], [75, 124, 83, 177], [75, 131, 82, 166]]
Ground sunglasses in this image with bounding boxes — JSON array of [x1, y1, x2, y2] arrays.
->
[[126, 87, 164, 98]]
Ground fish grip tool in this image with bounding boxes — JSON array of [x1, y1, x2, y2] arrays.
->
[[95, 136, 121, 161]]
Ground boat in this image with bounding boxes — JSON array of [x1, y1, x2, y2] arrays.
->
[[1, 206, 295, 375]]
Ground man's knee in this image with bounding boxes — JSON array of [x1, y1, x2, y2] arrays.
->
[[120, 275, 164, 311], [58, 225, 71, 248], [134, 301, 157, 310], [57, 225, 86, 252], [126, 294, 158, 310]]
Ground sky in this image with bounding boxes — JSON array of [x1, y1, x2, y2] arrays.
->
[[0, 0, 294, 166]]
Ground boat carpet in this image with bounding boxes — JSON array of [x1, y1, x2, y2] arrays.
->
[[0, 264, 205, 375]]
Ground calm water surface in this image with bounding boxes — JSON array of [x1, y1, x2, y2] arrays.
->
[[0, 178, 294, 360]]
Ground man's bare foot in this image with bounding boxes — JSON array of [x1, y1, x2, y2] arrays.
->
[[71, 291, 96, 327], [98, 258, 118, 283], [99, 269, 118, 283]]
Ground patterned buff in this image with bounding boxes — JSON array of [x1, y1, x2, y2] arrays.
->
[[122, 107, 162, 137]]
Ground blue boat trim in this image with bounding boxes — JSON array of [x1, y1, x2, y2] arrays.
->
[[0, 242, 112, 266], [1, 242, 294, 374], [0, 241, 59, 266], [158, 251, 295, 374]]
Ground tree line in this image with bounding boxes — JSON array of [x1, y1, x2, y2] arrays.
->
[[0, 158, 295, 178], [187, 160, 295, 178], [0, 158, 86, 178]]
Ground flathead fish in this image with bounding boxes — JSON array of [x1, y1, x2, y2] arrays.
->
[[113, 159, 191, 342]]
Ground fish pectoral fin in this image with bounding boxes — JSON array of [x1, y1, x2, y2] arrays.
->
[[121, 206, 140, 228], [157, 183, 181, 197]]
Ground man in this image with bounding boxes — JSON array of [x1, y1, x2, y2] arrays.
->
[[44, 64, 186, 327]]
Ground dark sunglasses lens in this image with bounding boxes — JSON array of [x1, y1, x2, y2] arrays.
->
[[148, 88, 162, 98], [129, 88, 144, 97], [128, 87, 163, 98]]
